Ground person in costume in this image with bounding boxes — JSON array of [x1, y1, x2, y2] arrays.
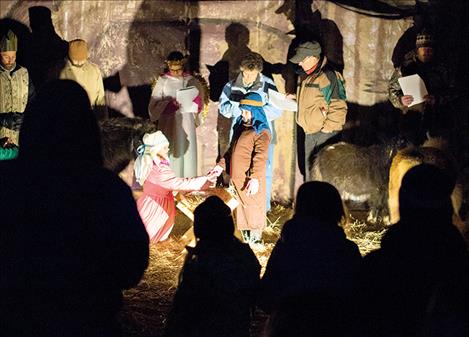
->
[[220, 92, 270, 245], [0, 30, 35, 145], [134, 131, 222, 243], [148, 51, 208, 178], [60, 38, 107, 120], [218, 51, 282, 212]]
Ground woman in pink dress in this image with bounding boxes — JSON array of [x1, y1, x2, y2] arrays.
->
[[134, 131, 222, 242]]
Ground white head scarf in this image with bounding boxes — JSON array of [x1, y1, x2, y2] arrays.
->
[[134, 131, 170, 185]]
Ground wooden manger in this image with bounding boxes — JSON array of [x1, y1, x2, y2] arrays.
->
[[175, 186, 239, 247]]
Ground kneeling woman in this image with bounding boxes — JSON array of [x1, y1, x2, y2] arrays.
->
[[134, 131, 222, 242]]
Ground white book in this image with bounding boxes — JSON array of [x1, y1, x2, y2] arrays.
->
[[176, 86, 199, 113], [397, 74, 428, 107], [268, 88, 297, 111]]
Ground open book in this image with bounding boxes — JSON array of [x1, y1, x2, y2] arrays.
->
[[268, 88, 297, 111], [176, 86, 199, 113]]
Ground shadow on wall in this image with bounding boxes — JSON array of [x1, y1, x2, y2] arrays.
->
[[275, 0, 344, 178], [207, 22, 252, 159], [103, 0, 200, 119], [0, 6, 68, 90], [207, 21, 285, 160], [27, 6, 68, 89]]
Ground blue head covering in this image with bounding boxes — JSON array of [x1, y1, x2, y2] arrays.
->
[[237, 92, 270, 135]]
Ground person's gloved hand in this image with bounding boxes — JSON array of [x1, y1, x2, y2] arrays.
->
[[246, 178, 259, 196], [0, 112, 23, 130]]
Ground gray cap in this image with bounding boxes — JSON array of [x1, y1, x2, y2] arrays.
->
[[289, 41, 322, 64]]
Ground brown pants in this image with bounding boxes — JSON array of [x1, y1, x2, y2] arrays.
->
[[231, 128, 271, 231]]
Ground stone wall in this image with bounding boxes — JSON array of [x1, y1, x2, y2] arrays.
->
[[1, 0, 412, 202]]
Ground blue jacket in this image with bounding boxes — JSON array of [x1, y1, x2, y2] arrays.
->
[[219, 73, 282, 142]]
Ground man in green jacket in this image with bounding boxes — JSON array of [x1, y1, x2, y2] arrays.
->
[[289, 41, 347, 181]]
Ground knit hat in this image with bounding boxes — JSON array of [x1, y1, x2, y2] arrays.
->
[[289, 41, 322, 64], [134, 131, 170, 185], [0, 30, 18, 52], [416, 30, 433, 48], [68, 39, 88, 62]]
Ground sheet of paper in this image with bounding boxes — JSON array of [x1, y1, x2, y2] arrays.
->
[[268, 88, 297, 111], [397, 74, 428, 107], [176, 86, 199, 113]]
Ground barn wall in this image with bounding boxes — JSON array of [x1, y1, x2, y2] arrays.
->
[[1, 0, 411, 202]]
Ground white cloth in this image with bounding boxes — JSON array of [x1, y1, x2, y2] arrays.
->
[[134, 131, 170, 185], [149, 74, 198, 177]]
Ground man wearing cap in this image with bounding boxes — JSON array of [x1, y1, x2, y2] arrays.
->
[[289, 41, 347, 181], [388, 30, 456, 145], [60, 39, 107, 119], [0, 30, 35, 145]]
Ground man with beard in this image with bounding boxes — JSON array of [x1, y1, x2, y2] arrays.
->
[[0, 30, 35, 145], [388, 30, 456, 145]]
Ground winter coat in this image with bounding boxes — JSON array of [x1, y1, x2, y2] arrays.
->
[[296, 57, 347, 134]]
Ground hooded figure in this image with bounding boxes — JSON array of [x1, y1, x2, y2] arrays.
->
[[0, 79, 149, 337], [225, 91, 271, 245], [59, 38, 107, 119]]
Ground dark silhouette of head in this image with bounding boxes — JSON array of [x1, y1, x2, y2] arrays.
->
[[19, 79, 103, 167], [225, 22, 250, 47], [399, 164, 454, 222], [28, 6, 54, 33], [193, 196, 234, 243], [295, 181, 345, 224]]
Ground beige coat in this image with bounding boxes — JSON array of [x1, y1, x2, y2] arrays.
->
[[60, 60, 105, 107], [297, 61, 347, 134]]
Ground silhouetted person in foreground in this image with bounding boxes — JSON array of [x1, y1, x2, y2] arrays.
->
[[0, 80, 149, 337], [259, 181, 361, 313], [165, 196, 260, 337], [358, 164, 469, 337], [264, 293, 355, 337]]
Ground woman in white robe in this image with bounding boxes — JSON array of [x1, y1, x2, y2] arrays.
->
[[148, 51, 203, 178]]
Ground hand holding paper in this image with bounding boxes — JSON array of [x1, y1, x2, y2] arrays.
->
[[176, 86, 199, 113], [397, 74, 428, 107]]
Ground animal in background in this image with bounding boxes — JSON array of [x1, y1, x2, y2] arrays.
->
[[388, 137, 464, 232], [311, 141, 399, 224]]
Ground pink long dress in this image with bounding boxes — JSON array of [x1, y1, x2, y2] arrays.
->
[[137, 159, 210, 242]]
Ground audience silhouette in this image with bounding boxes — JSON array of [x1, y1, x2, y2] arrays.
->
[[165, 196, 260, 337], [259, 181, 361, 313], [358, 164, 469, 337], [0, 80, 149, 337]]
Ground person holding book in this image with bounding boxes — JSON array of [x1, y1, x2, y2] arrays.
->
[[388, 30, 456, 145], [148, 51, 207, 177]]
